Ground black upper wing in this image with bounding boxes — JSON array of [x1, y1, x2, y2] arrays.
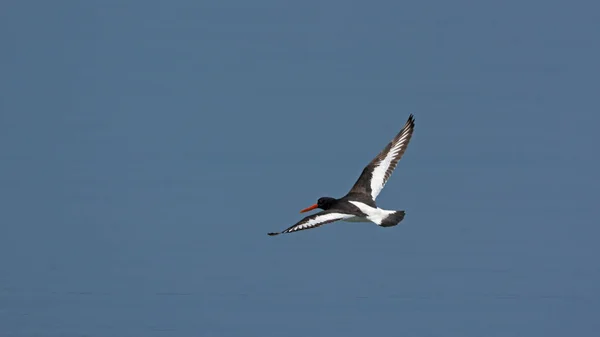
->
[[348, 114, 415, 200], [267, 210, 354, 236]]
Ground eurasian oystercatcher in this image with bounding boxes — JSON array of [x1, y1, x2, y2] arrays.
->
[[268, 114, 416, 236]]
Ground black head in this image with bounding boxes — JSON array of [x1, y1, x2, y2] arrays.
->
[[300, 197, 336, 213], [317, 197, 336, 209]]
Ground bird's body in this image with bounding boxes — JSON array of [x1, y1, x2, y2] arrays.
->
[[268, 114, 415, 236]]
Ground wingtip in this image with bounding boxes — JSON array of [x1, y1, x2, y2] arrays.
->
[[267, 232, 280, 236], [406, 114, 415, 128]]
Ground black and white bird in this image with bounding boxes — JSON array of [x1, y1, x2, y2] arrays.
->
[[268, 114, 416, 236]]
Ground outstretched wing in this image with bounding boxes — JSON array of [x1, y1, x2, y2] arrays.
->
[[348, 114, 415, 200], [267, 211, 354, 236]]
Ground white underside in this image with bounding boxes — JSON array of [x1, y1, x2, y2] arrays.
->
[[347, 201, 395, 226]]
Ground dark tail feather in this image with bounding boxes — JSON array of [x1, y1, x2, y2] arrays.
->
[[267, 232, 281, 236], [379, 211, 406, 227]]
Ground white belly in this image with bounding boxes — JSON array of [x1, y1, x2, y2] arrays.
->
[[347, 201, 394, 225]]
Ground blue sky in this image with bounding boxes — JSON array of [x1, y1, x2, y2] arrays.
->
[[1, 1, 599, 336]]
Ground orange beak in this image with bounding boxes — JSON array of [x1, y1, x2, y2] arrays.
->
[[300, 203, 318, 213]]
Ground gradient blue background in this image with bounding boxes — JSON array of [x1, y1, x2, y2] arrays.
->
[[1, 1, 599, 336]]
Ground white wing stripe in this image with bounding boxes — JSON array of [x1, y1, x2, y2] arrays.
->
[[286, 212, 353, 233], [369, 129, 412, 199]]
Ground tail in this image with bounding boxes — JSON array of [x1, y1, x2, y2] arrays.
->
[[379, 210, 406, 227]]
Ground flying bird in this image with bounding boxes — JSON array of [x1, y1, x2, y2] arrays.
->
[[268, 114, 416, 236]]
